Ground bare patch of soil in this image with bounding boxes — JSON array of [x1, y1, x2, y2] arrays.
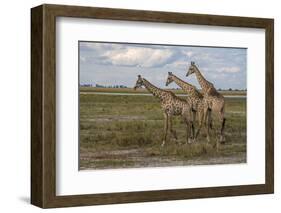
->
[[80, 147, 246, 170]]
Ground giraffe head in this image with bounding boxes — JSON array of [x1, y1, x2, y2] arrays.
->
[[186, 61, 196, 77], [134, 75, 144, 90], [165, 72, 174, 86]]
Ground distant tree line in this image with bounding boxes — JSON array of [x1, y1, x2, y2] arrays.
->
[[218, 88, 247, 91], [80, 83, 128, 88], [80, 83, 92, 87]]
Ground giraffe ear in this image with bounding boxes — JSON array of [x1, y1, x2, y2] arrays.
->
[[168, 72, 172, 75]]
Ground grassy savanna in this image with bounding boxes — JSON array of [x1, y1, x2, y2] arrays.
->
[[79, 88, 246, 170]]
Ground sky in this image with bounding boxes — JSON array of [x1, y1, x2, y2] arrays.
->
[[79, 42, 247, 90]]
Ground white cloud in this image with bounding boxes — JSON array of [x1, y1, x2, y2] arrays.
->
[[165, 60, 187, 69], [102, 47, 174, 68], [217, 66, 241, 73], [80, 42, 247, 89], [80, 42, 123, 51], [182, 50, 194, 58]]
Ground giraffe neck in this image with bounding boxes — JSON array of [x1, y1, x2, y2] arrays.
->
[[171, 74, 194, 93], [194, 66, 213, 94], [171, 74, 202, 98], [142, 78, 167, 100]]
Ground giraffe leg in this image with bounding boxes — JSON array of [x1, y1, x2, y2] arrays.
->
[[219, 112, 226, 144], [191, 121, 195, 143], [191, 108, 198, 142], [213, 111, 226, 152], [192, 108, 196, 124], [203, 107, 211, 143], [162, 112, 169, 146], [186, 120, 192, 144], [189, 109, 196, 143], [209, 113, 213, 130], [168, 115, 178, 140], [195, 110, 203, 139], [183, 115, 193, 144], [203, 107, 208, 126]]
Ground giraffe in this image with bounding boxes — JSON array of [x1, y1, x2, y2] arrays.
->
[[186, 61, 226, 149], [165, 72, 211, 142], [134, 75, 195, 146]]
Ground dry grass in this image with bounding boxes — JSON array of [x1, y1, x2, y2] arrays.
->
[[79, 90, 247, 170]]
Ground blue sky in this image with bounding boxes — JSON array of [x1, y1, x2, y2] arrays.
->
[[79, 42, 247, 90]]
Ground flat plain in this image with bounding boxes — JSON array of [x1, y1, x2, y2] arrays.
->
[[79, 87, 247, 170]]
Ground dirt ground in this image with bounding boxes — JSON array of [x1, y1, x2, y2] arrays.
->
[[79, 147, 246, 170]]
